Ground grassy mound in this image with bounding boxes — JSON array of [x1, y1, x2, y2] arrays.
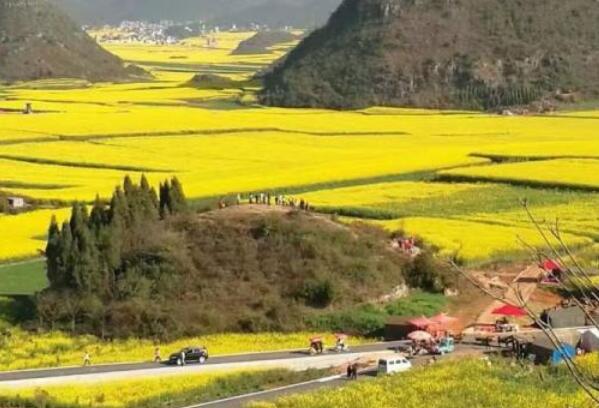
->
[[232, 31, 299, 55], [187, 74, 240, 90]]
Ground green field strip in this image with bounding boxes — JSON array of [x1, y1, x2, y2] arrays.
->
[[0, 154, 176, 173], [0, 180, 72, 190], [434, 173, 599, 193], [187, 165, 480, 210], [471, 153, 599, 163], [0, 259, 47, 296], [128, 60, 263, 72], [0, 128, 410, 146], [54, 128, 411, 141]]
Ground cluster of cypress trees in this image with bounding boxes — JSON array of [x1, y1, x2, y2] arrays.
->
[[455, 83, 543, 110], [40, 175, 187, 334]]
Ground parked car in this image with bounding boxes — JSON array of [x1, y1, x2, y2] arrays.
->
[[377, 355, 412, 376], [168, 346, 209, 366]]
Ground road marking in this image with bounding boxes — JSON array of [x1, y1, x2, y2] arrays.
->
[[181, 375, 342, 407]]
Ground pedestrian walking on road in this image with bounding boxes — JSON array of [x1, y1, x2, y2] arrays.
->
[[83, 351, 91, 367], [351, 363, 358, 380], [346, 363, 352, 379], [154, 347, 161, 363]]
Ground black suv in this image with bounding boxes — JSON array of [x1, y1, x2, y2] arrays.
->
[[167, 346, 209, 366]]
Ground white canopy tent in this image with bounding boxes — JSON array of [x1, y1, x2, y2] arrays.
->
[[580, 328, 599, 352]]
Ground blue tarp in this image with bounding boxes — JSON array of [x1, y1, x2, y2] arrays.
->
[[551, 343, 576, 365]]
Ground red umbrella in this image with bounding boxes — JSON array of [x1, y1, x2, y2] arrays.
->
[[430, 313, 458, 326], [492, 304, 527, 317], [541, 259, 562, 272], [408, 316, 435, 329]]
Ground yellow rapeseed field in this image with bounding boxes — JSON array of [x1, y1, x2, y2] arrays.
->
[[0, 328, 368, 371], [0, 134, 485, 201], [0, 209, 70, 261], [371, 217, 592, 263], [0, 369, 259, 407], [441, 159, 599, 190], [248, 358, 596, 408], [302, 181, 478, 208], [1, 30, 598, 263]]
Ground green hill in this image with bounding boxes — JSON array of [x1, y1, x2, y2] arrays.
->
[[38, 177, 449, 339], [232, 31, 300, 55], [0, 0, 133, 83], [260, 0, 599, 110]]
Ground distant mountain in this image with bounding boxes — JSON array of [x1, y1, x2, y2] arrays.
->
[[0, 0, 133, 82], [232, 31, 299, 55], [50, 0, 341, 27], [261, 0, 599, 110]]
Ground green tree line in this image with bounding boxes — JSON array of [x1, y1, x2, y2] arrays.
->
[[39, 175, 187, 336]]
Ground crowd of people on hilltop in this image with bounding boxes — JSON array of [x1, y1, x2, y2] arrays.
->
[[219, 193, 313, 211], [249, 192, 312, 211]]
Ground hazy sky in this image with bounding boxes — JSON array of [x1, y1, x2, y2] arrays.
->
[[51, 0, 342, 27]]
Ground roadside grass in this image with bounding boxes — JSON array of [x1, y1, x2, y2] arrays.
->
[[306, 292, 447, 336], [0, 260, 46, 295], [0, 368, 330, 408]]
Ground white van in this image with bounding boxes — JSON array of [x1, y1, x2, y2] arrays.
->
[[377, 355, 412, 376]]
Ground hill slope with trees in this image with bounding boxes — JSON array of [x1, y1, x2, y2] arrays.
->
[[232, 31, 300, 55], [38, 176, 448, 339], [260, 0, 599, 110], [0, 0, 133, 82]]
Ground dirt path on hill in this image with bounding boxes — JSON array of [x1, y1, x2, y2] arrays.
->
[[476, 265, 544, 325]]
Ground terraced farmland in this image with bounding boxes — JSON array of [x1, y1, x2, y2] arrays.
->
[[0, 31, 598, 266]]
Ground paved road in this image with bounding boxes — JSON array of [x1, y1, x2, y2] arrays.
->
[[0, 341, 410, 383], [192, 375, 350, 408], [189, 346, 490, 408]]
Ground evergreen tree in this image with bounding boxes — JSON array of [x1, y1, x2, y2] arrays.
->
[[60, 221, 74, 288], [45, 216, 62, 288], [139, 174, 159, 221], [43, 175, 190, 334], [169, 177, 188, 214], [159, 180, 170, 219], [70, 203, 100, 292], [90, 195, 106, 231]]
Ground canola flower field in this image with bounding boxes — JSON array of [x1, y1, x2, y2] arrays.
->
[[304, 181, 599, 262], [0, 327, 367, 371], [0, 368, 326, 408], [0, 31, 598, 266], [248, 357, 599, 408]]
